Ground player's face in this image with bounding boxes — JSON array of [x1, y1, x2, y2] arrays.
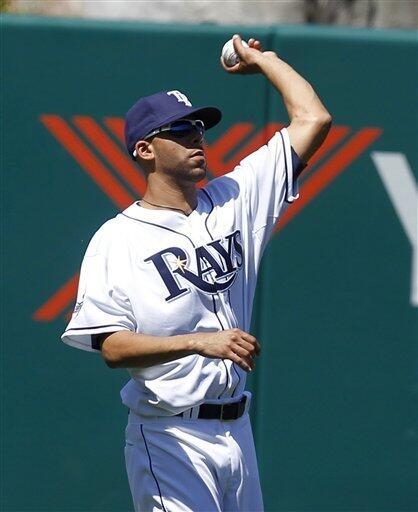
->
[[150, 126, 207, 183]]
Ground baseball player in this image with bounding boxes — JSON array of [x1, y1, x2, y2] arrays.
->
[[62, 35, 331, 511]]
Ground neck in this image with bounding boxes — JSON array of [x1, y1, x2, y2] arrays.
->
[[141, 173, 198, 215]]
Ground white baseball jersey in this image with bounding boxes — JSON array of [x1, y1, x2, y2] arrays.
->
[[62, 127, 299, 417]]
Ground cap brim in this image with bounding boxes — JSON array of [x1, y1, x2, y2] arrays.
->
[[150, 106, 222, 134], [186, 106, 222, 130]]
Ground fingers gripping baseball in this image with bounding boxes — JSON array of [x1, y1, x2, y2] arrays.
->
[[220, 34, 275, 75], [194, 329, 261, 372], [220, 34, 277, 75], [248, 38, 263, 51]]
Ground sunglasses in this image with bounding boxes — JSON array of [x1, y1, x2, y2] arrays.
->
[[133, 119, 205, 157]]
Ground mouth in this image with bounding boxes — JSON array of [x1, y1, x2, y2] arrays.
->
[[190, 150, 205, 159]]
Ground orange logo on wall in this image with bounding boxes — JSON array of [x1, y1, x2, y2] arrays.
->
[[33, 115, 382, 323]]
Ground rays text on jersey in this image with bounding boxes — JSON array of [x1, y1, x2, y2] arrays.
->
[[144, 230, 243, 301]]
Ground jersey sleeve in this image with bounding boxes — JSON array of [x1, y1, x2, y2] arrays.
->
[[208, 127, 301, 250], [61, 224, 137, 353], [235, 127, 299, 228]]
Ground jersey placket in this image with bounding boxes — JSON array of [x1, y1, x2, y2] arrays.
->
[[189, 207, 242, 399]]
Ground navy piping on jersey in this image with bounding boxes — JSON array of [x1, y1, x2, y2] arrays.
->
[[278, 131, 290, 204], [227, 289, 239, 326], [227, 288, 241, 397], [122, 213, 196, 248], [202, 188, 240, 399], [211, 295, 230, 399], [230, 361, 241, 397], [140, 425, 167, 512], [201, 189, 214, 239], [211, 296, 226, 331], [64, 323, 127, 331], [225, 288, 241, 398], [64, 324, 129, 350]]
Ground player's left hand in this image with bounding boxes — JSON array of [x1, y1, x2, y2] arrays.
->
[[220, 34, 277, 75]]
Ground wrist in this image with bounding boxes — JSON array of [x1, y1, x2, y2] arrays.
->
[[184, 333, 201, 355], [256, 51, 279, 68]]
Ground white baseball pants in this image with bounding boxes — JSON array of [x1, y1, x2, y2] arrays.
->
[[124, 410, 264, 511]]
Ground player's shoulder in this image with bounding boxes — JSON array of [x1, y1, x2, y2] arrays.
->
[[203, 170, 241, 206], [239, 129, 284, 169], [203, 131, 283, 201], [84, 209, 134, 257]]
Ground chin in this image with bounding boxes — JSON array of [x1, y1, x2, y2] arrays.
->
[[189, 166, 207, 183]]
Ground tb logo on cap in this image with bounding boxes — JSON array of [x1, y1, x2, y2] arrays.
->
[[167, 90, 192, 107]]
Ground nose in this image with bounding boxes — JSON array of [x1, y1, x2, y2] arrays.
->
[[191, 129, 204, 147]]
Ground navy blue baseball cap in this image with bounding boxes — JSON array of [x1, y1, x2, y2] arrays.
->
[[125, 90, 222, 159]]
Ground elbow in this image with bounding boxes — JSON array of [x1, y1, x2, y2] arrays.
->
[[101, 339, 122, 369], [293, 111, 332, 133], [323, 113, 333, 127], [314, 111, 332, 131], [312, 112, 332, 143], [104, 358, 119, 369], [102, 354, 120, 369]]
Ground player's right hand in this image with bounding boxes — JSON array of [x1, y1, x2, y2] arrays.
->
[[192, 329, 261, 372], [220, 34, 277, 75]]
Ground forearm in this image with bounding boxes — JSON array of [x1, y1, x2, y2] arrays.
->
[[257, 53, 331, 161], [257, 53, 330, 124], [100, 328, 260, 372], [101, 330, 198, 368], [224, 35, 331, 161]]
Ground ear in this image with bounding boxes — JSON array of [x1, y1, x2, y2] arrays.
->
[[135, 140, 154, 161]]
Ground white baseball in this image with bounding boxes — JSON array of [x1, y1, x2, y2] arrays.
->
[[221, 38, 249, 67]]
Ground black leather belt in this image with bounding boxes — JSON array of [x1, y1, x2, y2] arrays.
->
[[177, 396, 247, 421]]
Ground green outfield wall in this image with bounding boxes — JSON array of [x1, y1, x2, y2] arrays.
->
[[2, 15, 417, 511]]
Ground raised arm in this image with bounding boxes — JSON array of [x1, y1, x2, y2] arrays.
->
[[221, 34, 332, 163]]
